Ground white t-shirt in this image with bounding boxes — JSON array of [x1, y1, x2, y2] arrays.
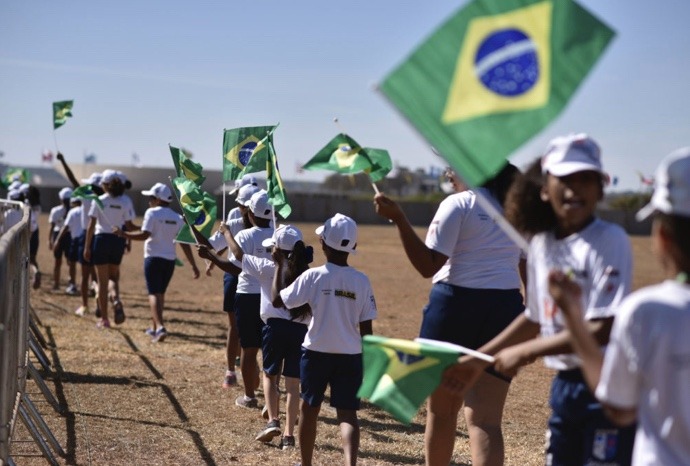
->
[[49, 204, 68, 232], [64, 206, 84, 238], [80, 198, 92, 231], [208, 218, 246, 253], [525, 218, 632, 370], [241, 255, 310, 325], [596, 280, 690, 466], [27, 203, 40, 233], [226, 206, 242, 222], [231, 226, 274, 294], [141, 206, 184, 260], [280, 263, 377, 354], [425, 188, 521, 289], [89, 193, 135, 235]]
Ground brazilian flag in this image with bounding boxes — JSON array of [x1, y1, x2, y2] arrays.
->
[[363, 148, 393, 183], [71, 185, 104, 209], [1, 167, 31, 188], [53, 100, 74, 129], [171, 177, 217, 244], [266, 138, 291, 219], [358, 335, 463, 424], [170, 145, 206, 186], [222, 125, 277, 182], [303, 134, 375, 175], [380, 0, 615, 186]]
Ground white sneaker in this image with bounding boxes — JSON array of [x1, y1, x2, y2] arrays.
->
[[74, 306, 86, 316], [65, 283, 79, 296]]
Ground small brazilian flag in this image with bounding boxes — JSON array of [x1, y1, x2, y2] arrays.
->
[[171, 177, 217, 244], [222, 125, 277, 182], [170, 145, 206, 186], [53, 100, 74, 129], [1, 168, 31, 188], [358, 335, 462, 424], [266, 138, 292, 219], [380, 0, 615, 186], [303, 134, 375, 175]]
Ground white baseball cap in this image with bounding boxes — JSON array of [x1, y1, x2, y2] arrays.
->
[[230, 174, 258, 195], [636, 147, 690, 221], [236, 184, 260, 206], [8, 180, 21, 191], [141, 182, 173, 202], [19, 183, 30, 194], [248, 190, 272, 219], [81, 172, 102, 185], [541, 134, 605, 177], [262, 224, 303, 251], [115, 170, 128, 184], [315, 213, 358, 254], [7, 189, 21, 200], [101, 169, 119, 184], [58, 187, 73, 200]]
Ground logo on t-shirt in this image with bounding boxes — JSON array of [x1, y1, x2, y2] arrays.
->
[[334, 289, 356, 300], [109, 205, 122, 210], [164, 220, 177, 225]]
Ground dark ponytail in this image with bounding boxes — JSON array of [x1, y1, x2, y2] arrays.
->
[[504, 158, 557, 235], [482, 162, 519, 206], [285, 241, 313, 320]]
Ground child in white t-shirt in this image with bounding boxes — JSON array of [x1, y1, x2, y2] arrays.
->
[[550, 147, 690, 466], [48, 187, 76, 293], [114, 183, 199, 342], [271, 213, 377, 466]]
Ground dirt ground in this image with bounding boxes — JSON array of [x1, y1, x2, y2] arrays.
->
[[11, 214, 664, 465]]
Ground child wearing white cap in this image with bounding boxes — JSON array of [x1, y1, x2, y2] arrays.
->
[[48, 187, 77, 293], [197, 189, 274, 407], [443, 134, 636, 465], [113, 183, 199, 342], [206, 183, 260, 387], [84, 169, 136, 329], [271, 213, 377, 466], [550, 147, 690, 466], [200, 224, 312, 449]]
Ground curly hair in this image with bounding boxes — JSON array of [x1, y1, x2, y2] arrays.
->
[[482, 162, 520, 206], [504, 158, 558, 235], [285, 241, 314, 321]]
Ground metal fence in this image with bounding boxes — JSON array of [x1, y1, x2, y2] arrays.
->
[[0, 200, 30, 465]]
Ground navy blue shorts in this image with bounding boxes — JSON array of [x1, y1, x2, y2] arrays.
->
[[300, 349, 363, 410], [222, 272, 238, 313], [262, 318, 308, 378], [91, 233, 126, 265], [419, 283, 524, 381], [67, 237, 80, 263], [144, 256, 175, 295], [52, 230, 72, 260], [76, 234, 92, 266], [234, 293, 263, 348], [546, 369, 636, 466], [30, 229, 39, 257]]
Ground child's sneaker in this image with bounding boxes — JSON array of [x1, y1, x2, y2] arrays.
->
[[222, 371, 237, 388], [151, 327, 167, 343], [235, 395, 258, 409], [74, 306, 86, 317], [96, 318, 110, 329], [255, 419, 281, 443], [280, 435, 295, 450], [113, 301, 126, 325], [90, 280, 98, 297], [65, 283, 79, 296], [32, 271, 41, 290], [145, 328, 156, 336]]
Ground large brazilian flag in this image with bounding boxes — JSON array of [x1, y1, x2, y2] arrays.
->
[[380, 0, 615, 186]]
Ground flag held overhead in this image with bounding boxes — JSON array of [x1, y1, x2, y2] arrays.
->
[[222, 125, 277, 182], [303, 133, 375, 175], [380, 0, 615, 187], [53, 100, 74, 130]]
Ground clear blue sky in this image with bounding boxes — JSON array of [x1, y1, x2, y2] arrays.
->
[[2, 0, 689, 191]]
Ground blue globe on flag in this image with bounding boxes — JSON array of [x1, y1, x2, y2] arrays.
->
[[194, 211, 206, 226], [474, 28, 539, 97], [239, 142, 258, 166]]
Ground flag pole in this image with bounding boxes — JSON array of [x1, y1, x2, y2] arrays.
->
[[222, 182, 226, 224], [373, 85, 529, 254], [52, 130, 60, 153], [334, 117, 381, 194]]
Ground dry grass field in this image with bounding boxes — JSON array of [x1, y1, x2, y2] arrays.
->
[[11, 214, 664, 465]]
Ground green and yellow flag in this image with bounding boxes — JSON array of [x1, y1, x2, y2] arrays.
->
[[53, 100, 74, 129], [1, 168, 31, 188], [358, 335, 463, 424], [170, 145, 206, 186], [380, 0, 615, 186], [71, 185, 104, 209], [171, 177, 217, 244], [303, 134, 375, 175], [222, 125, 277, 182], [266, 138, 291, 219]]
